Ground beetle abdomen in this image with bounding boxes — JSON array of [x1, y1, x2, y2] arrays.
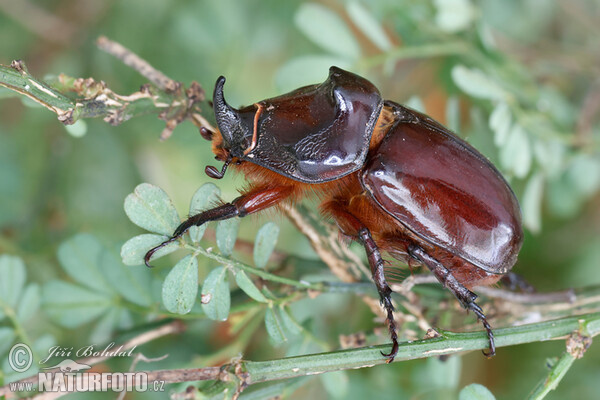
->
[[361, 102, 523, 274]]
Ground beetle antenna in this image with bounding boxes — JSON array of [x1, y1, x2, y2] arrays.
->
[[205, 156, 232, 179]]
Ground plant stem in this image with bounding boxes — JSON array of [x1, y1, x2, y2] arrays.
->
[[188, 244, 320, 290], [4, 312, 597, 398], [359, 41, 469, 69], [0, 61, 74, 120], [526, 352, 575, 400], [244, 312, 600, 383], [0, 300, 38, 361]]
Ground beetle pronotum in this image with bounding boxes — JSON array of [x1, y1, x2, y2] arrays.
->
[[145, 67, 523, 362]]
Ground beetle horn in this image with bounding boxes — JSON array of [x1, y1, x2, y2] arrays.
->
[[213, 76, 240, 145]]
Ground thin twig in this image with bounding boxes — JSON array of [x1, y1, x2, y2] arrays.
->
[[96, 36, 179, 92], [475, 286, 576, 304], [0, 0, 77, 45], [527, 331, 592, 399]]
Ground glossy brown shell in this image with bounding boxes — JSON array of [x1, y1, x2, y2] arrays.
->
[[235, 67, 383, 183], [361, 102, 523, 274]]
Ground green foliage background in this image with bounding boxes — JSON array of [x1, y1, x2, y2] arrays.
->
[[1, 0, 599, 399]]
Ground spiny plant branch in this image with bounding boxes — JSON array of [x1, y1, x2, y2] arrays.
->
[[0, 36, 214, 139], [2, 312, 598, 399]]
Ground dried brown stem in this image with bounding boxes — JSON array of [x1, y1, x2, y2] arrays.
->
[[96, 36, 179, 93], [0, 0, 77, 45]]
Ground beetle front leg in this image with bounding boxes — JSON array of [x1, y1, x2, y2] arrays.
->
[[408, 245, 496, 358], [144, 185, 294, 267]]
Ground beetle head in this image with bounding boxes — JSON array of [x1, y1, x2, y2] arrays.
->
[[213, 76, 255, 159]]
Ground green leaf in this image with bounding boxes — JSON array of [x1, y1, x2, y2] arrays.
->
[[235, 270, 268, 303], [162, 255, 199, 314], [320, 370, 349, 399], [0, 254, 26, 309], [434, 0, 475, 33], [500, 125, 531, 178], [489, 102, 512, 147], [278, 306, 303, 337], [42, 280, 112, 328], [533, 138, 564, 179], [275, 56, 352, 93], [57, 234, 113, 294], [16, 283, 40, 322], [0, 327, 16, 356], [189, 183, 221, 243], [567, 155, 600, 198], [426, 355, 461, 389], [294, 3, 361, 60], [253, 222, 280, 268], [446, 96, 461, 132], [64, 119, 87, 138], [120, 233, 179, 266], [33, 334, 56, 359], [124, 183, 180, 236], [264, 307, 286, 345], [216, 218, 240, 257], [90, 308, 125, 344], [452, 65, 508, 101], [201, 266, 231, 321], [522, 172, 544, 233], [100, 250, 153, 307], [346, 2, 392, 51], [406, 96, 425, 113], [459, 383, 496, 400]]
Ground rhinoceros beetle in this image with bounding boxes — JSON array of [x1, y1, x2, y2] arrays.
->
[[145, 66, 523, 362]]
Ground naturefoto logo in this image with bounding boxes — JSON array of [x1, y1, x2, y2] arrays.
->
[[6, 343, 165, 394], [41, 359, 92, 373]]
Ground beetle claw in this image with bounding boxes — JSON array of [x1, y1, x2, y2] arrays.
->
[[144, 237, 178, 268], [468, 302, 496, 358]]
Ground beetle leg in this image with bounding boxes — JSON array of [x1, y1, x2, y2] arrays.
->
[[408, 245, 496, 358], [144, 185, 294, 267], [358, 228, 399, 363], [501, 272, 535, 293]]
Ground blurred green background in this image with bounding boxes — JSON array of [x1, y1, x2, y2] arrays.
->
[[1, 0, 599, 399]]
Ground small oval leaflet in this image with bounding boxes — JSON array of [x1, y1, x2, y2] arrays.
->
[[216, 218, 240, 257], [201, 266, 231, 321], [489, 102, 512, 147], [121, 233, 179, 266], [253, 222, 280, 268], [235, 270, 268, 303], [41, 281, 112, 328], [264, 307, 287, 345], [162, 255, 198, 315], [500, 124, 531, 178], [451, 65, 508, 101], [346, 2, 391, 51], [100, 250, 153, 308], [320, 370, 349, 399], [189, 183, 221, 243], [124, 183, 180, 236], [458, 383, 496, 400], [294, 3, 361, 60], [0, 254, 26, 309], [278, 306, 302, 337], [522, 172, 544, 233], [57, 234, 113, 295], [16, 283, 40, 323]]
